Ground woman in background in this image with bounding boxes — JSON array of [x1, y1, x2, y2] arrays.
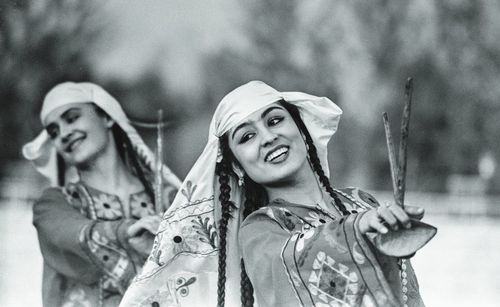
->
[[120, 81, 432, 307], [23, 82, 180, 307]]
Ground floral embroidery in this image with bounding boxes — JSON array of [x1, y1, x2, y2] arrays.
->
[[151, 219, 215, 267], [89, 228, 110, 246], [308, 251, 361, 306], [191, 216, 217, 248], [181, 180, 197, 202], [296, 227, 315, 252], [93, 193, 122, 220], [139, 276, 197, 307], [130, 192, 155, 218], [175, 277, 197, 297], [305, 211, 328, 227]]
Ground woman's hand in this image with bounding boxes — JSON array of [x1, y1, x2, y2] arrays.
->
[[127, 215, 161, 237], [358, 204, 425, 235], [127, 216, 161, 257]]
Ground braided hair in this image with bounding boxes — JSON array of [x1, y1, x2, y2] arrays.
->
[[215, 136, 237, 307], [111, 124, 155, 203], [281, 101, 350, 216], [54, 105, 155, 206], [216, 100, 350, 307]]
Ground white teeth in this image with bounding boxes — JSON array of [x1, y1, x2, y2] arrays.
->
[[67, 138, 83, 152], [266, 147, 288, 162]]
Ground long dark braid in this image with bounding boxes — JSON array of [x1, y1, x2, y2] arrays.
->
[[240, 258, 254, 307], [242, 175, 266, 220], [219, 101, 349, 307], [239, 175, 265, 307], [216, 136, 237, 307], [111, 124, 156, 203], [93, 104, 156, 203], [282, 102, 350, 216]]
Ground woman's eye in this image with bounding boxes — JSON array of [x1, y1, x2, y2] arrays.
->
[[47, 128, 58, 139], [268, 116, 283, 126], [66, 115, 79, 124], [239, 133, 255, 144]]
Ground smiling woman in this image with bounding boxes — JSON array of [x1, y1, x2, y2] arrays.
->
[[22, 82, 180, 307], [45, 104, 113, 167], [120, 81, 433, 307]]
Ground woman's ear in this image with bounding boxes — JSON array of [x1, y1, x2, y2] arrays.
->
[[231, 161, 247, 186], [105, 117, 115, 128], [232, 161, 245, 179]]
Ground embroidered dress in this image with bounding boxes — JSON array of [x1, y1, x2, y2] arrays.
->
[[120, 81, 430, 307], [240, 188, 425, 307], [23, 82, 181, 307], [33, 182, 175, 307]]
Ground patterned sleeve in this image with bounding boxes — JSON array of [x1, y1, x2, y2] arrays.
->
[[33, 188, 139, 291], [240, 206, 405, 307]]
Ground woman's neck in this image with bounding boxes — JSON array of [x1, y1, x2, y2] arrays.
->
[[77, 142, 142, 195], [265, 166, 324, 206]]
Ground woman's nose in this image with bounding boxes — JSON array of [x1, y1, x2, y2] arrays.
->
[[59, 125, 72, 143], [260, 128, 277, 147]]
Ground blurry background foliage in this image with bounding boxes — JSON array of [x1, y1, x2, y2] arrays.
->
[[1, 0, 499, 193]]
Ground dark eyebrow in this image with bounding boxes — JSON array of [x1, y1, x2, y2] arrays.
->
[[230, 106, 284, 140], [60, 107, 81, 119], [44, 107, 81, 129], [231, 122, 250, 141]]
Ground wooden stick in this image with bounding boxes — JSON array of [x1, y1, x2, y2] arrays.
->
[[396, 78, 413, 208], [382, 112, 399, 203], [154, 109, 164, 214]]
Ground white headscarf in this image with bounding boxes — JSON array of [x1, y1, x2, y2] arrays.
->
[[120, 80, 342, 307], [22, 82, 181, 188]]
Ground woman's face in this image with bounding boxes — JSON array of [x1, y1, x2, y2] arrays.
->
[[44, 103, 113, 167], [228, 103, 310, 186]]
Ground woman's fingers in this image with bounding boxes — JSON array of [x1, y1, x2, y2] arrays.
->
[[376, 206, 399, 230], [386, 204, 412, 229], [369, 216, 389, 234], [127, 216, 162, 237], [359, 204, 426, 235], [404, 205, 425, 220]]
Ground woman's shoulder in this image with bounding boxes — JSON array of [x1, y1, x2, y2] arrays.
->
[[334, 187, 381, 209], [241, 200, 303, 233], [34, 183, 84, 211], [33, 187, 71, 217]]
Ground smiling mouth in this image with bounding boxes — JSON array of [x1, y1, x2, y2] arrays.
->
[[65, 137, 85, 153], [265, 146, 289, 163]]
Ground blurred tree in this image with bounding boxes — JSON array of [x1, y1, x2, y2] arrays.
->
[[101, 70, 190, 173], [349, 0, 500, 193], [201, 0, 313, 107], [0, 0, 103, 176], [200, 0, 500, 193]]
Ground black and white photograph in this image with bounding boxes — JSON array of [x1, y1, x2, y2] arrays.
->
[[1, 1, 499, 306]]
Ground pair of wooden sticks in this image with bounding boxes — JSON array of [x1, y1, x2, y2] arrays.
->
[[152, 79, 415, 212], [383, 78, 414, 208]]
